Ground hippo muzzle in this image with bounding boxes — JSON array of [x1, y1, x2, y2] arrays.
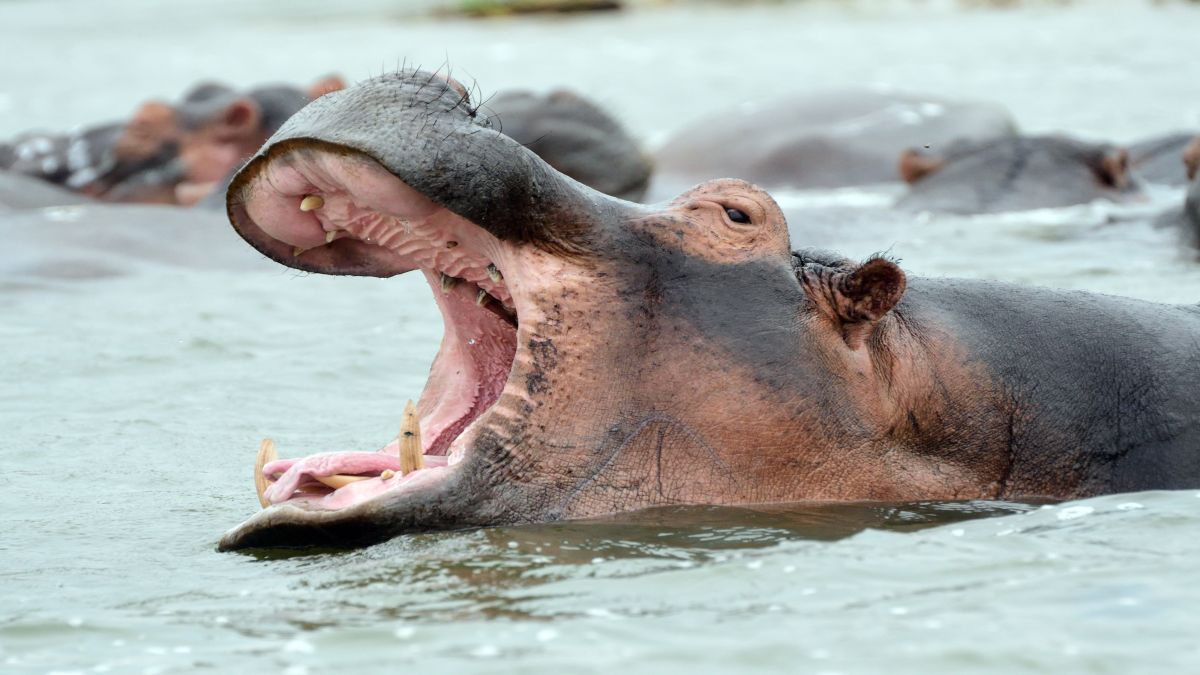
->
[[219, 71, 646, 550]]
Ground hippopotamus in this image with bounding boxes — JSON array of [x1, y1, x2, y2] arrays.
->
[[0, 75, 345, 208], [1129, 132, 1198, 186], [217, 71, 1200, 551], [649, 89, 1015, 199], [483, 89, 651, 202], [0, 170, 91, 210], [895, 135, 1139, 214]]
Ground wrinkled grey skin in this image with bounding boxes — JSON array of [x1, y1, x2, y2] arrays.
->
[[483, 89, 651, 202], [649, 89, 1016, 198], [217, 71, 1200, 551], [896, 135, 1138, 214], [1129, 132, 1197, 186]]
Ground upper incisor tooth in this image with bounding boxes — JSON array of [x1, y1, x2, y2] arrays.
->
[[400, 399, 424, 474], [299, 195, 324, 212], [440, 273, 459, 294], [486, 263, 503, 283]]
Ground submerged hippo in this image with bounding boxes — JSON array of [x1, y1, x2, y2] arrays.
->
[[649, 89, 1015, 198], [0, 75, 344, 208], [218, 71, 1200, 550], [896, 135, 1138, 214], [1129, 132, 1198, 186], [483, 89, 651, 202]]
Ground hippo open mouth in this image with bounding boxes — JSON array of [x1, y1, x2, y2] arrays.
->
[[238, 148, 523, 513]]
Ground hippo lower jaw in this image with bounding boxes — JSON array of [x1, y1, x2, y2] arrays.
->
[[219, 149, 546, 551]]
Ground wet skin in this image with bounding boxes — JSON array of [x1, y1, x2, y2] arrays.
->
[[649, 89, 1015, 198], [896, 135, 1139, 214], [218, 71, 1200, 550], [484, 89, 651, 202]]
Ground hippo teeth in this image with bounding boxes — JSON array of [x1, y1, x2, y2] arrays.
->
[[400, 399, 424, 473], [254, 439, 279, 508], [299, 195, 324, 212]]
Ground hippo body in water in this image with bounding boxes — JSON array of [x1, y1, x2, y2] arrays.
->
[[1129, 132, 1197, 186], [896, 135, 1138, 214], [0, 171, 91, 210], [484, 89, 651, 202], [218, 72, 1200, 550], [649, 89, 1015, 199], [0, 76, 345, 208]]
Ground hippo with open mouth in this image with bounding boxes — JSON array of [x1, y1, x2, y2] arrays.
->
[[219, 71, 1200, 551]]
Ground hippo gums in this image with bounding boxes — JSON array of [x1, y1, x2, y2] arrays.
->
[[218, 71, 1200, 550], [897, 135, 1139, 214]]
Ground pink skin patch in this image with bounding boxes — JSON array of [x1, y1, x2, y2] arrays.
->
[[243, 152, 521, 511]]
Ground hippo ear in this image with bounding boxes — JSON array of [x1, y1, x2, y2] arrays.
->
[[1185, 138, 1200, 181], [1094, 147, 1130, 189], [799, 257, 907, 347], [211, 97, 263, 142], [308, 75, 347, 100], [898, 149, 945, 184]]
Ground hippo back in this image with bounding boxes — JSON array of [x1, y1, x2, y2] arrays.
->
[[650, 89, 1016, 197]]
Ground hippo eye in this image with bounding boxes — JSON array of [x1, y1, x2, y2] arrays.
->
[[725, 207, 751, 224]]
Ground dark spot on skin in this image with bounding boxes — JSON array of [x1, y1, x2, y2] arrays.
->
[[526, 337, 559, 395]]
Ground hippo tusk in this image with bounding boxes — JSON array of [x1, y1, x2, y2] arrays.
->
[[254, 439, 279, 508], [400, 399, 424, 474], [299, 195, 325, 212]]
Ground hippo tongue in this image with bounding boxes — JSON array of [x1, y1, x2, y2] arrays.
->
[[262, 452, 450, 509]]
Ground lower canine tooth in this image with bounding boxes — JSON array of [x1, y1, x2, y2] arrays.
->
[[299, 195, 324, 212], [381, 469, 395, 480], [440, 273, 459, 294], [325, 230, 338, 244], [400, 399, 424, 474], [475, 289, 493, 307], [254, 439, 279, 508]]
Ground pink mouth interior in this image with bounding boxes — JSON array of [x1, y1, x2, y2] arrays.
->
[[241, 151, 520, 511]]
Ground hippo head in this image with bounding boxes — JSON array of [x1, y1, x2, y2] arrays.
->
[[108, 76, 347, 205], [218, 71, 911, 551], [896, 135, 1136, 214]]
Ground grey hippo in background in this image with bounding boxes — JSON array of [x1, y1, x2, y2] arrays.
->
[[1156, 136, 1200, 244], [0, 75, 345, 209], [1129, 132, 1199, 186], [895, 135, 1139, 214], [483, 89, 652, 202], [215, 70, 1200, 550], [648, 89, 1016, 199]]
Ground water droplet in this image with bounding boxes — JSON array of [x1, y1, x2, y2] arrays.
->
[[470, 644, 500, 658], [468, 338, 476, 345], [951, 528, 965, 537], [783, 565, 796, 573], [283, 638, 315, 654], [394, 626, 416, 639], [890, 607, 909, 616], [536, 628, 558, 642], [745, 560, 763, 570], [1116, 502, 1144, 511]]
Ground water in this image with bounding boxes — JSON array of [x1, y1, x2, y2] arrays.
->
[[3, 1, 1200, 673]]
